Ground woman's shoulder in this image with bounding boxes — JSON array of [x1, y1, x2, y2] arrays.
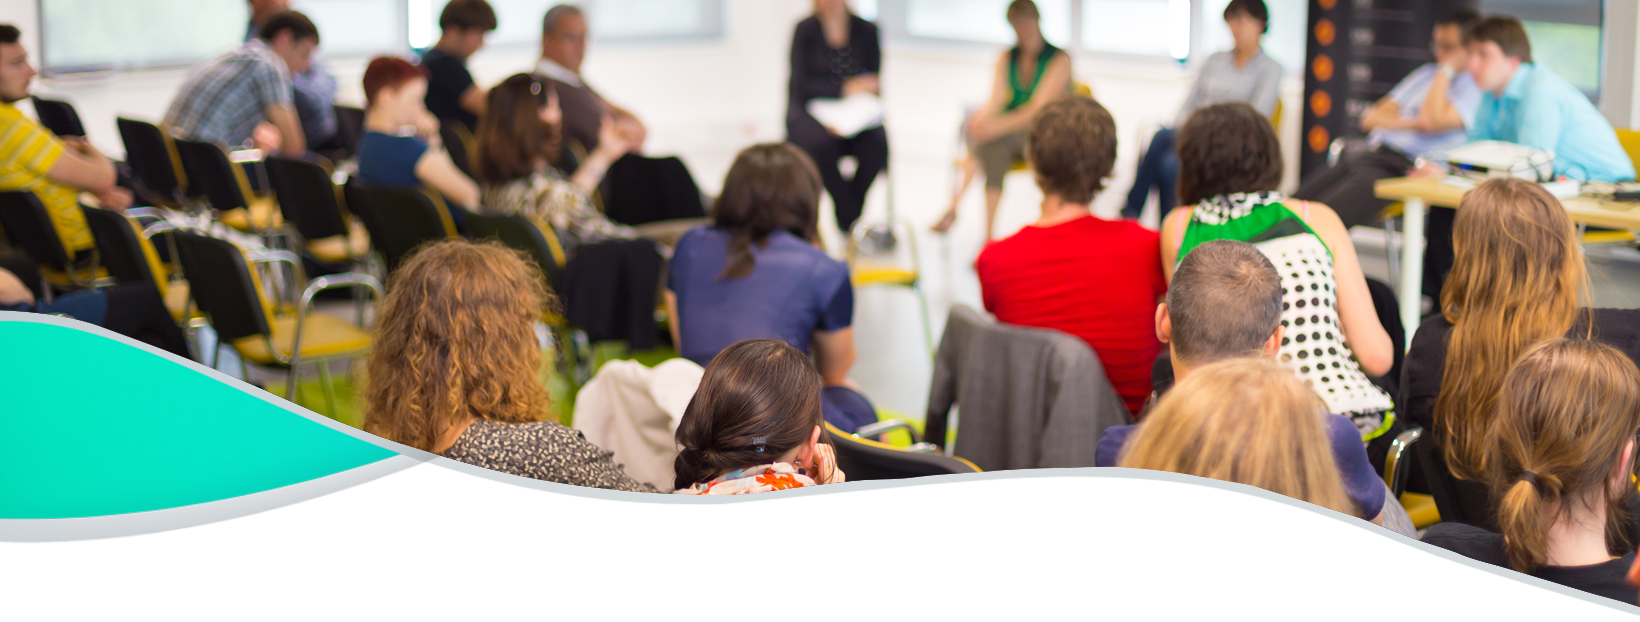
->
[[1420, 522, 1507, 564], [460, 419, 579, 447]]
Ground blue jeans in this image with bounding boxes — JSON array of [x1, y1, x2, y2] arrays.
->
[[1122, 128, 1179, 221], [931, 584, 1016, 620], [255, 557, 396, 617]]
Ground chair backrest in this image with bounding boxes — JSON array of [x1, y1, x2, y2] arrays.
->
[[79, 205, 159, 289], [439, 122, 475, 178], [31, 96, 85, 137], [1413, 430, 1498, 531], [332, 105, 365, 157], [265, 156, 349, 241], [344, 179, 457, 274], [826, 426, 1016, 600], [116, 117, 185, 204], [170, 230, 272, 342], [355, 512, 547, 620], [171, 138, 249, 212], [465, 211, 566, 288], [227, 502, 346, 600], [1616, 128, 1640, 174], [597, 154, 707, 226], [0, 191, 75, 270]]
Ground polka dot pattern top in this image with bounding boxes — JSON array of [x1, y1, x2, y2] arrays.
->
[[359, 418, 652, 620]]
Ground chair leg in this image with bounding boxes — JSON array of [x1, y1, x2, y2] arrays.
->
[[1384, 216, 1400, 292], [317, 360, 338, 418], [285, 361, 302, 407], [915, 282, 934, 360]]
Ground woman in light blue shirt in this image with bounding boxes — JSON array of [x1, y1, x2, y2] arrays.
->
[[610, 341, 1010, 620]]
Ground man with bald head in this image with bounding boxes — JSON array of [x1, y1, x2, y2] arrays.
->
[[535, 4, 645, 156]]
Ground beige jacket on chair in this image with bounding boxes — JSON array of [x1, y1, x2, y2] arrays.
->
[[573, 358, 705, 490]]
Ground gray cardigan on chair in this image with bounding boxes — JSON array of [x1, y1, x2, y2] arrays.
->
[[925, 305, 1131, 472]]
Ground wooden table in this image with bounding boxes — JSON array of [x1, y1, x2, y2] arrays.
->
[[1374, 176, 1640, 334]]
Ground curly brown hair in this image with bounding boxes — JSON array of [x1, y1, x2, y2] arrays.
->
[[1027, 96, 1116, 205], [363, 240, 554, 452], [1175, 102, 1283, 206]]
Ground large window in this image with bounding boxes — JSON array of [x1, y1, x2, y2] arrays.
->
[[40, 0, 247, 74], [1197, 0, 1305, 73], [1082, 0, 1190, 60], [291, 0, 409, 57], [875, 0, 1197, 64], [1482, 0, 1603, 99], [410, 0, 723, 50]]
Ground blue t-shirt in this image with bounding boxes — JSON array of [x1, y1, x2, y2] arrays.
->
[[356, 131, 429, 188], [1095, 413, 1386, 519], [1469, 63, 1635, 182], [1, 288, 107, 325], [610, 521, 898, 620], [667, 227, 853, 366]]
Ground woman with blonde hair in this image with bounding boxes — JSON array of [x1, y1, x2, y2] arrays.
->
[[1036, 357, 1436, 617], [363, 239, 654, 492], [1423, 339, 1640, 602], [1402, 178, 1640, 488]]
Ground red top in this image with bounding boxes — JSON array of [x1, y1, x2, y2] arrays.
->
[[975, 215, 1167, 415]]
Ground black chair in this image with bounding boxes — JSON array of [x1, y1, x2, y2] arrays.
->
[[465, 212, 566, 288], [80, 205, 193, 322], [826, 423, 1029, 603], [0, 191, 96, 289], [439, 122, 475, 179], [332, 105, 365, 159], [264, 156, 365, 266], [1414, 430, 1497, 530], [172, 138, 277, 234], [117, 117, 186, 208], [343, 179, 457, 275], [31, 96, 85, 137], [598, 154, 707, 226], [355, 512, 547, 620], [223, 502, 344, 610]]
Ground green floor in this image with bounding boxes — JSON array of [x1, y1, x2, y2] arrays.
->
[[47, 343, 924, 597]]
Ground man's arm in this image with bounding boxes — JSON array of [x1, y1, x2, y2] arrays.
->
[[1359, 98, 1415, 133], [46, 138, 117, 193], [1413, 67, 1465, 133], [264, 104, 307, 157], [458, 84, 487, 117]]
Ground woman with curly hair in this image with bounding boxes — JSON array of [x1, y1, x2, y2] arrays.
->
[[362, 239, 654, 492]]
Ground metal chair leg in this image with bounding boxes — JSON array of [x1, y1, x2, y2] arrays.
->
[[915, 281, 934, 360], [317, 360, 338, 418], [285, 361, 302, 407], [1384, 216, 1400, 291]]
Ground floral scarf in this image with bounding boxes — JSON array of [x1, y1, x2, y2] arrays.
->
[[649, 462, 833, 574]]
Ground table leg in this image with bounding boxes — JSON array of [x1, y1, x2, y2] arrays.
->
[[1398, 197, 1426, 348]]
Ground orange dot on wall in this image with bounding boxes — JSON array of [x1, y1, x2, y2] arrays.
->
[[1314, 19, 1336, 46], [1308, 126, 1332, 153], [1310, 90, 1333, 118], [1318, 0, 1336, 9], [1312, 54, 1334, 82]]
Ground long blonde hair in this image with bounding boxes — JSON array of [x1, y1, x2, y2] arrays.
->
[[1486, 338, 1640, 572], [1102, 361, 1371, 620], [1435, 178, 1589, 478], [363, 240, 554, 452]]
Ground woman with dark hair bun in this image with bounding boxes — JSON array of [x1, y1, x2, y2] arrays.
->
[[664, 143, 879, 433], [606, 341, 1010, 620]]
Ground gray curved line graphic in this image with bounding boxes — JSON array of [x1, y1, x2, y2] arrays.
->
[[8, 315, 1636, 612]]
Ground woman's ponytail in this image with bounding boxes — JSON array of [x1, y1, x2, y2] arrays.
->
[[1496, 470, 1561, 572]]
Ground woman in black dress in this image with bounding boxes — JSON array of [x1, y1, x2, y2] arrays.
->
[[786, 0, 886, 234]]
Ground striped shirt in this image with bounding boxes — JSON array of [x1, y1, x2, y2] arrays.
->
[[0, 544, 104, 620], [163, 39, 292, 148], [0, 102, 89, 252]]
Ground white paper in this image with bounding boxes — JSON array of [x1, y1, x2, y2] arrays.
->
[[806, 93, 884, 138]]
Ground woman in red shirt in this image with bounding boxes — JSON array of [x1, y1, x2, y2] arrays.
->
[[975, 96, 1166, 416]]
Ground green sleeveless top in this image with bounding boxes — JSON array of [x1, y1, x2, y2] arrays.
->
[[1178, 192, 1396, 441], [1006, 43, 1063, 112]]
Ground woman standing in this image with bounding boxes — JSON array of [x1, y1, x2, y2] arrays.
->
[[786, 0, 886, 234], [931, 0, 1073, 240]]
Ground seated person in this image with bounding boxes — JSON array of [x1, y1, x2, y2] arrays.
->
[[1464, 16, 1635, 183], [1294, 9, 1483, 229], [1423, 339, 1640, 604], [535, 4, 646, 155], [1036, 357, 1436, 617], [421, 0, 496, 132], [361, 239, 654, 492], [0, 255, 188, 359], [0, 23, 132, 261], [471, 73, 637, 256], [1402, 178, 1640, 480], [246, 0, 337, 150], [786, 0, 886, 233], [1122, 0, 1280, 223], [610, 341, 1016, 620], [1097, 240, 1386, 526], [356, 56, 479, 211], [1161, 103, 1398, 465], [976, 96, 1165, 417], [931, 0, 1071, 239], [164, 10, 315, 157], [0, 544, 395, 617], [664, 142, 877, 433]]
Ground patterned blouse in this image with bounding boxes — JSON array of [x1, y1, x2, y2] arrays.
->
[[359, 418, 652, 620], [673, 462, 819, 495], [478, 168, 639, 256]]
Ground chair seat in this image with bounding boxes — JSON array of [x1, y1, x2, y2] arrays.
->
[[1581, 230, 1636, 245], [232, 313, 370, 365], [162, 279, 204, 321], [219, 196, 282, 233], [306, 223, 371, 264], [1378, 201, 1405, 220], [1400, 492, 1440, 529], [854, 265, 918, 287]]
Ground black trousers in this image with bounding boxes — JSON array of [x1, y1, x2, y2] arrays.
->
[[1293, 147, 1414, 230], [787, 110, 888, 233]]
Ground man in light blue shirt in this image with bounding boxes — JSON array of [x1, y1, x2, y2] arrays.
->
[[1465, 16, 1634, 182], [1295, 9, 1483, 229]]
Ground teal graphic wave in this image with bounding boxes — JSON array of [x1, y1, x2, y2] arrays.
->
[[4, 312, 1635, 613]]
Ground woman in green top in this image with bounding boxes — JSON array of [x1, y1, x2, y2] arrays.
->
[[1159, 102, 1399, 462], [932, 0, 1073, 240]]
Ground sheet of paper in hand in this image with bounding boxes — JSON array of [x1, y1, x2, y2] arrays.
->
[[806, 93, 884, 139]]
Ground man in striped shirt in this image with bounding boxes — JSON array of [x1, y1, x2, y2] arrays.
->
[[163, 10, 315, 158], [0, 23, 131, 258]]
